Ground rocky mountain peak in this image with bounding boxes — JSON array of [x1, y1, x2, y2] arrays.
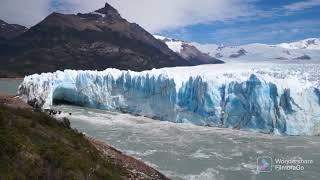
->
[[306, 39, 318, 45], [154, 35, 224, 65], [0, 19, 27, 40], [0, 3, 190, 77], [0, 19, 6, 25], [95, 2, 122, 19]]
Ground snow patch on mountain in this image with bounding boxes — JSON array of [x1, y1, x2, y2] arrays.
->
[[154, 35, 184, 53], [90, 11, 106, 18], [153, 36, 320, 62], [154, 35, 224, 65], [277, 38, 320, 50], [190, 40, 320, 63]]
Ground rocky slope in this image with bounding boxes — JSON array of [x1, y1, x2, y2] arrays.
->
[[0, 19, 27, 42], [0, 3, 191, 77], [154, 35, 224, 65]]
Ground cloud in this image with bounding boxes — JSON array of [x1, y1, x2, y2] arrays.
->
[[208, 20, 320, 45], [49, 0, 105, 14], [49, 0, 259, 33], [55, 0, 258, 33], [107, 0, 257, 32], [0, 0, 50, 26], [284, 0, 320, 11], [0, 0, 257, 32], [2, 0, 317, 41], [0, 0, 106, 27]]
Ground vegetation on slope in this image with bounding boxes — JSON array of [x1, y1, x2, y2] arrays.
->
[[0, 105, 131, 179]]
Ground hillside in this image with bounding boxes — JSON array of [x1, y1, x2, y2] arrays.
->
[[0, 3, 190, 77], [0, 19, 27, 41], [0, 96, 168, 179]]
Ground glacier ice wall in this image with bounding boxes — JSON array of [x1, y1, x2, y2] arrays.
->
[[18, 64, 320, 135]]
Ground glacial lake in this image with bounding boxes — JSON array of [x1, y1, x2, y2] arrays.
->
[[0, 79, 22, 95], [56, 105, 320, 180], [1, 79, 320, 180]]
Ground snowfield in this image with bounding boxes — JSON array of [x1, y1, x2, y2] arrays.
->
[[18, 63, 320, 135], [154, 35, 320, 63], [193, 42, 320, 63], [277, 38, 320, 50], [154, 35, 184, 54]]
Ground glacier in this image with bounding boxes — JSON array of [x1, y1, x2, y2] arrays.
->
[[18, 63, 320, 135]]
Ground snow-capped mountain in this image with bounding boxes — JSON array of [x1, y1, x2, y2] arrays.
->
[[155, 36, 320, 63], [277, 38, 320, 50], [154, 35, 224, 65], [191, 38, 320, 63], [19, 63, 320, 135]]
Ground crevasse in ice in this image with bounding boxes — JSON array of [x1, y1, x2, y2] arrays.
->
[[18, 64, 320, 135]]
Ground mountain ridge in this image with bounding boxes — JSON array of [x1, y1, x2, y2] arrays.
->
[[154, 35, 224, 65], [154, 35, 320, 62], [277, 38, 320, 50], [0, 19, 27, 41], [0, 3, 191, 77], [186, 37, 320, 62]]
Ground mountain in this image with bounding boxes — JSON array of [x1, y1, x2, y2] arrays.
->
[[277, 38, 320, 50], [0, 3, 191, 77], [154, 35, 224, 65], [190, 38, 320, 62], [0, 19, 27, 41]]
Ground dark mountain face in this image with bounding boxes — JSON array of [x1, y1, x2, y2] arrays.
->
[[0, 19, 27, 41], [229, 48, 247, 58], [294, 54, 311, 60], [180, 44, 224, 65], [157, 37, 224, 65], [0, 3, 191, 77]]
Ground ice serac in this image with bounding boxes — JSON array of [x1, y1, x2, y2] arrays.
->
[[18, 64, 320, 135]]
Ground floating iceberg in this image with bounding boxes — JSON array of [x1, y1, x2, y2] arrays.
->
[[18, 63, 320, 135]]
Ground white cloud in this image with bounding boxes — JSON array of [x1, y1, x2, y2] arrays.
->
[[52, 0, 257, 33], [50, 0, 105, 14], [284, 0, 320, 11], [0, 0, 50, 26], [0, 0, 256, 32], [0, 0, 106, 26], [107, 0, 256, 32], [206, 20, 320, 45]]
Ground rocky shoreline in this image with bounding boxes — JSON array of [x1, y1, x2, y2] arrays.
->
[[89, 138, 169, 180], [0, 94, 169, 180], [0, 93, 31, 109]]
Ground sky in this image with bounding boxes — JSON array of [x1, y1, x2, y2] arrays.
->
[[0, 0, 319, 45]]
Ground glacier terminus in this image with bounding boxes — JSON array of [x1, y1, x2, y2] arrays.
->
[[18, 63, 320, 135]]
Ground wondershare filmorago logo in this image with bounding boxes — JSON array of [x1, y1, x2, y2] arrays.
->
[[257, 157, 272, 172]]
